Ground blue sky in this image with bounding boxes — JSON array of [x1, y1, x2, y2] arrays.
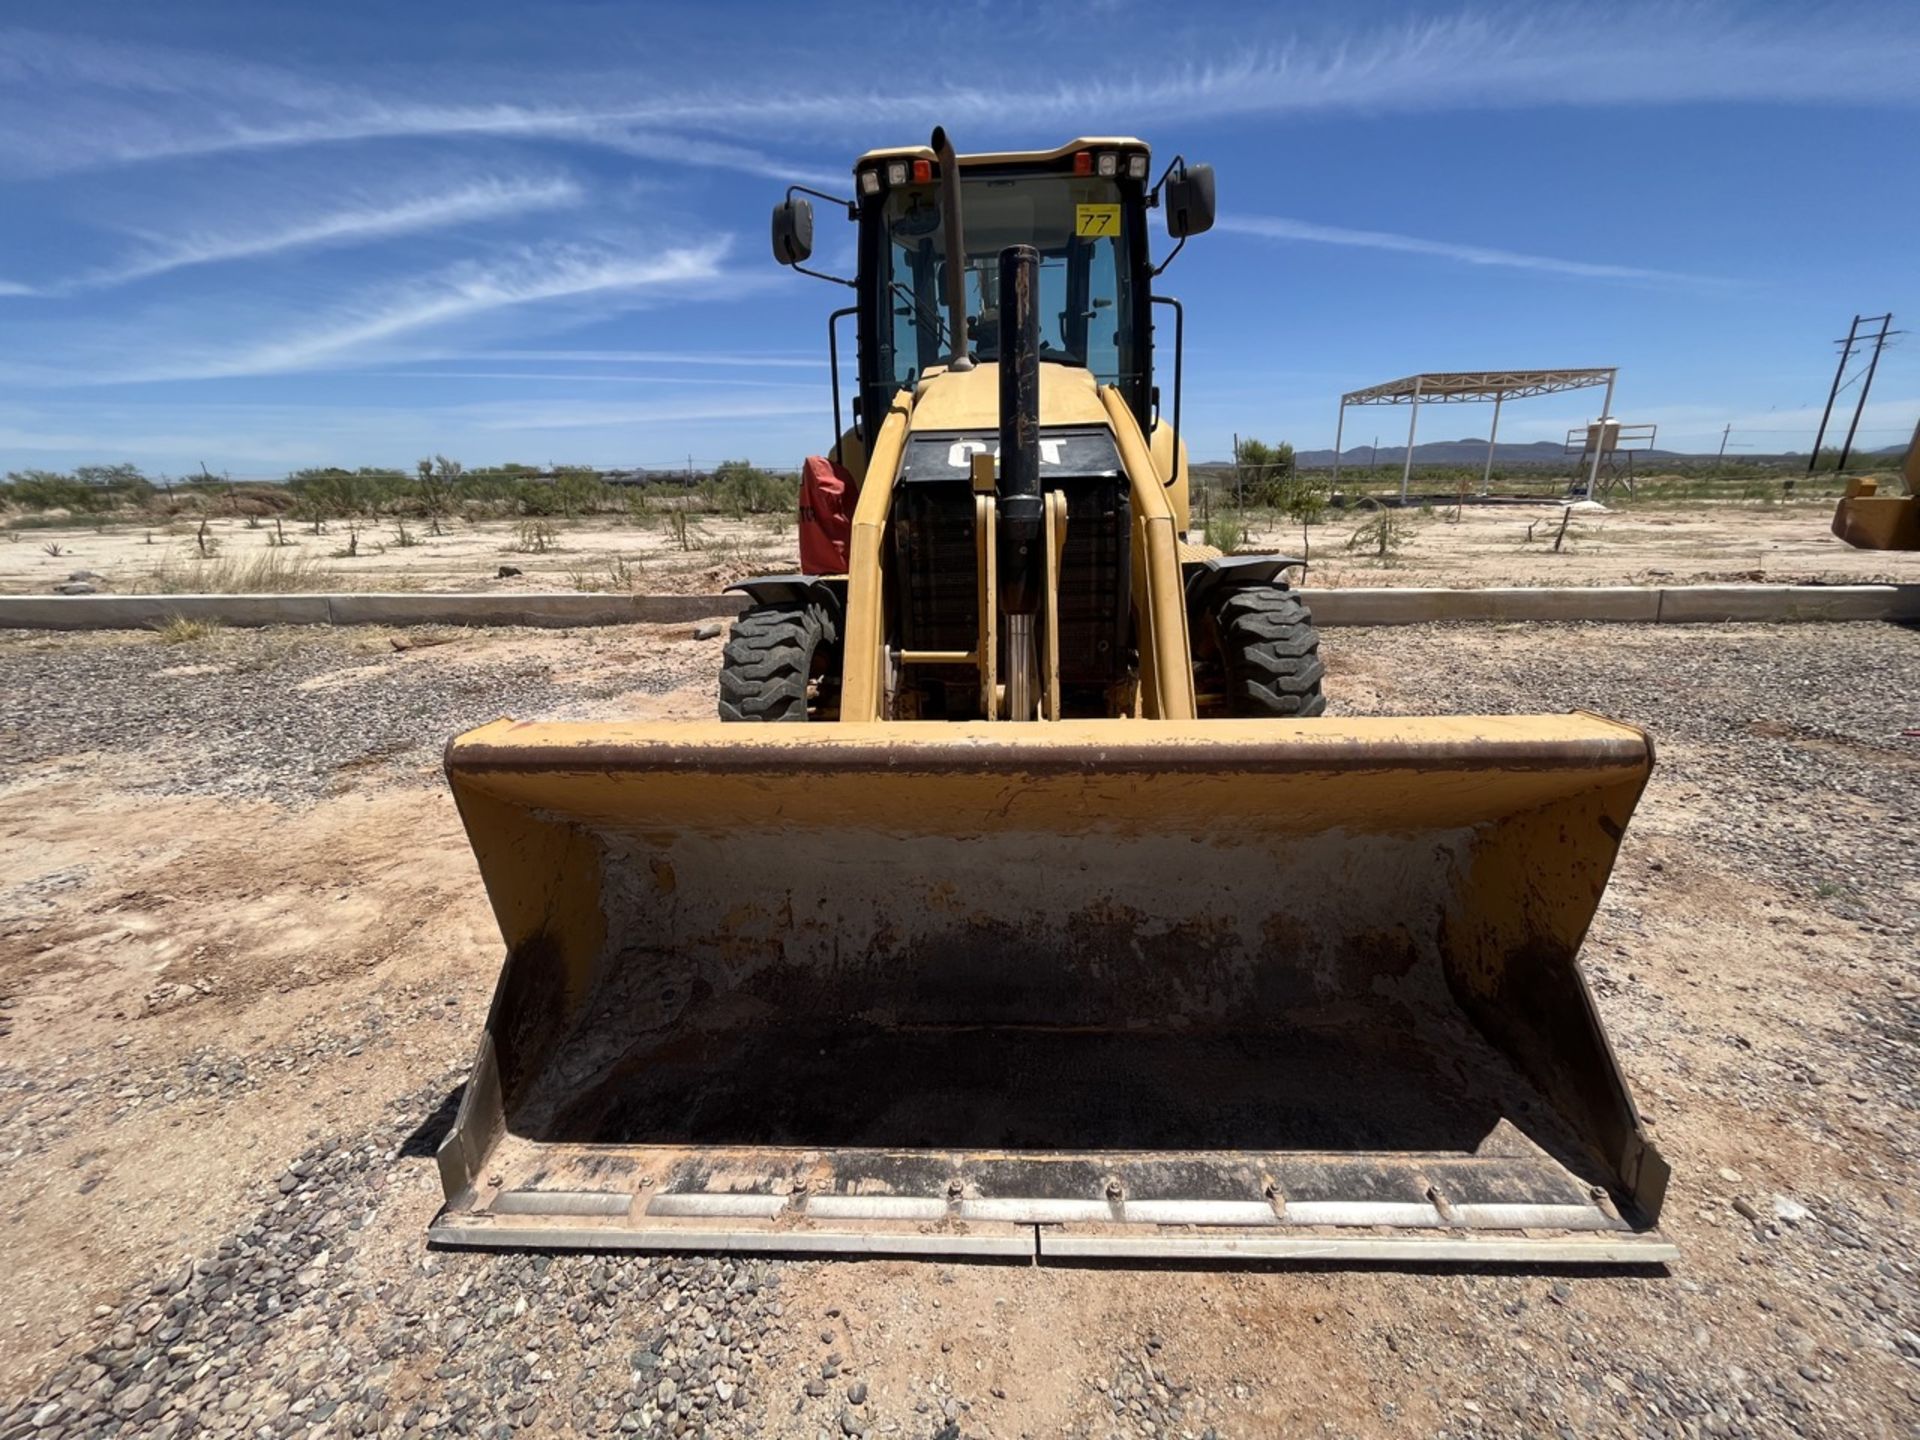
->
[[1, 0, 1916, 475]]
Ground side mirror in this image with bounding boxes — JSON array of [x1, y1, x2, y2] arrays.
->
[[771, 197, 815, 266], [1164, 163, 1216, 239]]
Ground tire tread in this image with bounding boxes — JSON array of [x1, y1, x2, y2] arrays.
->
[[1210, 584, 1327, 718], [716, 602, 836, 721]]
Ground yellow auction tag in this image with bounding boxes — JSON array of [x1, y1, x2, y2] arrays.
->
[[1075, 203, 1120, 237]]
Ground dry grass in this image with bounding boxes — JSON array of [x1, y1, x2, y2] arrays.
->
[[153, 614, 224, 644], [507, 520, 558, 554], [132, 549, 333, 594], [562, 553, 644, 592]]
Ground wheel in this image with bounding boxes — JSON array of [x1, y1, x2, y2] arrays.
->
[[1207, 583, 1327, 718], [716, 602, 838, 721]]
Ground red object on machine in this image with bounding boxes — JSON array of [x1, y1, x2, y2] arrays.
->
[[799, 455, 859, 574]]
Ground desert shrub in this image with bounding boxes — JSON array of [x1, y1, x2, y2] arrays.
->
[[710, 459, 798, 517], [74, 464, 156, 507], [514, 480, 562, 516], [1203, 510, 1247, 554], [1345, 500, 1415, 562], [551, 467, 610, 517], [285, 467, 411, 518], [6, 470, 102, 512]]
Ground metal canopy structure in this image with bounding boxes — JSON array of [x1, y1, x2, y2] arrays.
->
[[1333, 367, 1618, 499]]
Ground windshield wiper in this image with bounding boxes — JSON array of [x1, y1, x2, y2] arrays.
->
[[889, 282, 949, 347]]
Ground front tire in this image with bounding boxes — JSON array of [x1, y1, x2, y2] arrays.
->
[[1207, 584, 1327, 718], [716, 602, 838, 722]]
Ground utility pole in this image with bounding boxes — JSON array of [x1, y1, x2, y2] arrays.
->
[[1808, 316, 1875, 473], [1837, 312, 1894, 471], [1719, 424, 1731, 458]]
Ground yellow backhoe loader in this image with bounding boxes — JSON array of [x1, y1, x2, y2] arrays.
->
[[1830, 418, 1920, 550], [431, 132, 1675, 1264]]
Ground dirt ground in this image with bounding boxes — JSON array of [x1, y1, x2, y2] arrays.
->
[[5, 497, 1917, 598], [1, 619, 1917, 1438]]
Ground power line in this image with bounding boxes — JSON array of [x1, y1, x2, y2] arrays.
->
[[1737, 426, 1908, 435]]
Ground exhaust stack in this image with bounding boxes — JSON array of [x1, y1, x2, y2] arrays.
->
[[997, 243, 1043, 718], [930, 128, 973, 373]]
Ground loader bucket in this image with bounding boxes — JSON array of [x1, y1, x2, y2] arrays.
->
[[432, 716, 1674, 1264]]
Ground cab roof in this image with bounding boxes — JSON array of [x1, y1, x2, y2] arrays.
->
[[851, 137, 1148, 171]]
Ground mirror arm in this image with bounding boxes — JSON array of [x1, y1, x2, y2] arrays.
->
[[794, 263, 856, 289], [787, 183, 858, 222], [1146, 153, 1187, 209], [1150, 235, 1186, 279]]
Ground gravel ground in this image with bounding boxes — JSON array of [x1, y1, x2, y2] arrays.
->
[[1, 619, 1917, 1440], [1, 1072, 797, 1440], [1327, 620, 1918, 926], [0, 625, 705, 801]]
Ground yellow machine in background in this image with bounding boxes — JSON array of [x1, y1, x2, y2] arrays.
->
[[1831, 418, 1920, 550], [431, 132, 1675, 1264]]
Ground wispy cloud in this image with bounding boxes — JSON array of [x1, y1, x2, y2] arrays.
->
[[367, 370, 820, 390], [466, 396, 825, 431], [6, 7, 1915, 183], [82, 108, 836, 188], [463, 349, 825, 368], [0, 29, 838, 185], [213, 243, 735, 379], [1005, 5, 1920, 128], [1219, 214, 1718, 285], [87, 176, 583, 288], [568, 127, 841, 188], [764, 3, 1920, 134], [52, 241, 740, 384]]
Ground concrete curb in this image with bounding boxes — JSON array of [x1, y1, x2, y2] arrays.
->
[[0, 594, 336, 629], [1306, 587, 1663, 626], [0, 592, 747, 631], [1651, 585, 1920, 623], [323, 592, 733, 628], [1305, 584, 1920, 627], [0, 584, 1914, 632]]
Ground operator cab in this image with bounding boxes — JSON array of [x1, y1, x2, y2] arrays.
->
[[854, 140, 1152, 433], [763, 134, 1220, 720], [771, 137, 1216, 450]]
